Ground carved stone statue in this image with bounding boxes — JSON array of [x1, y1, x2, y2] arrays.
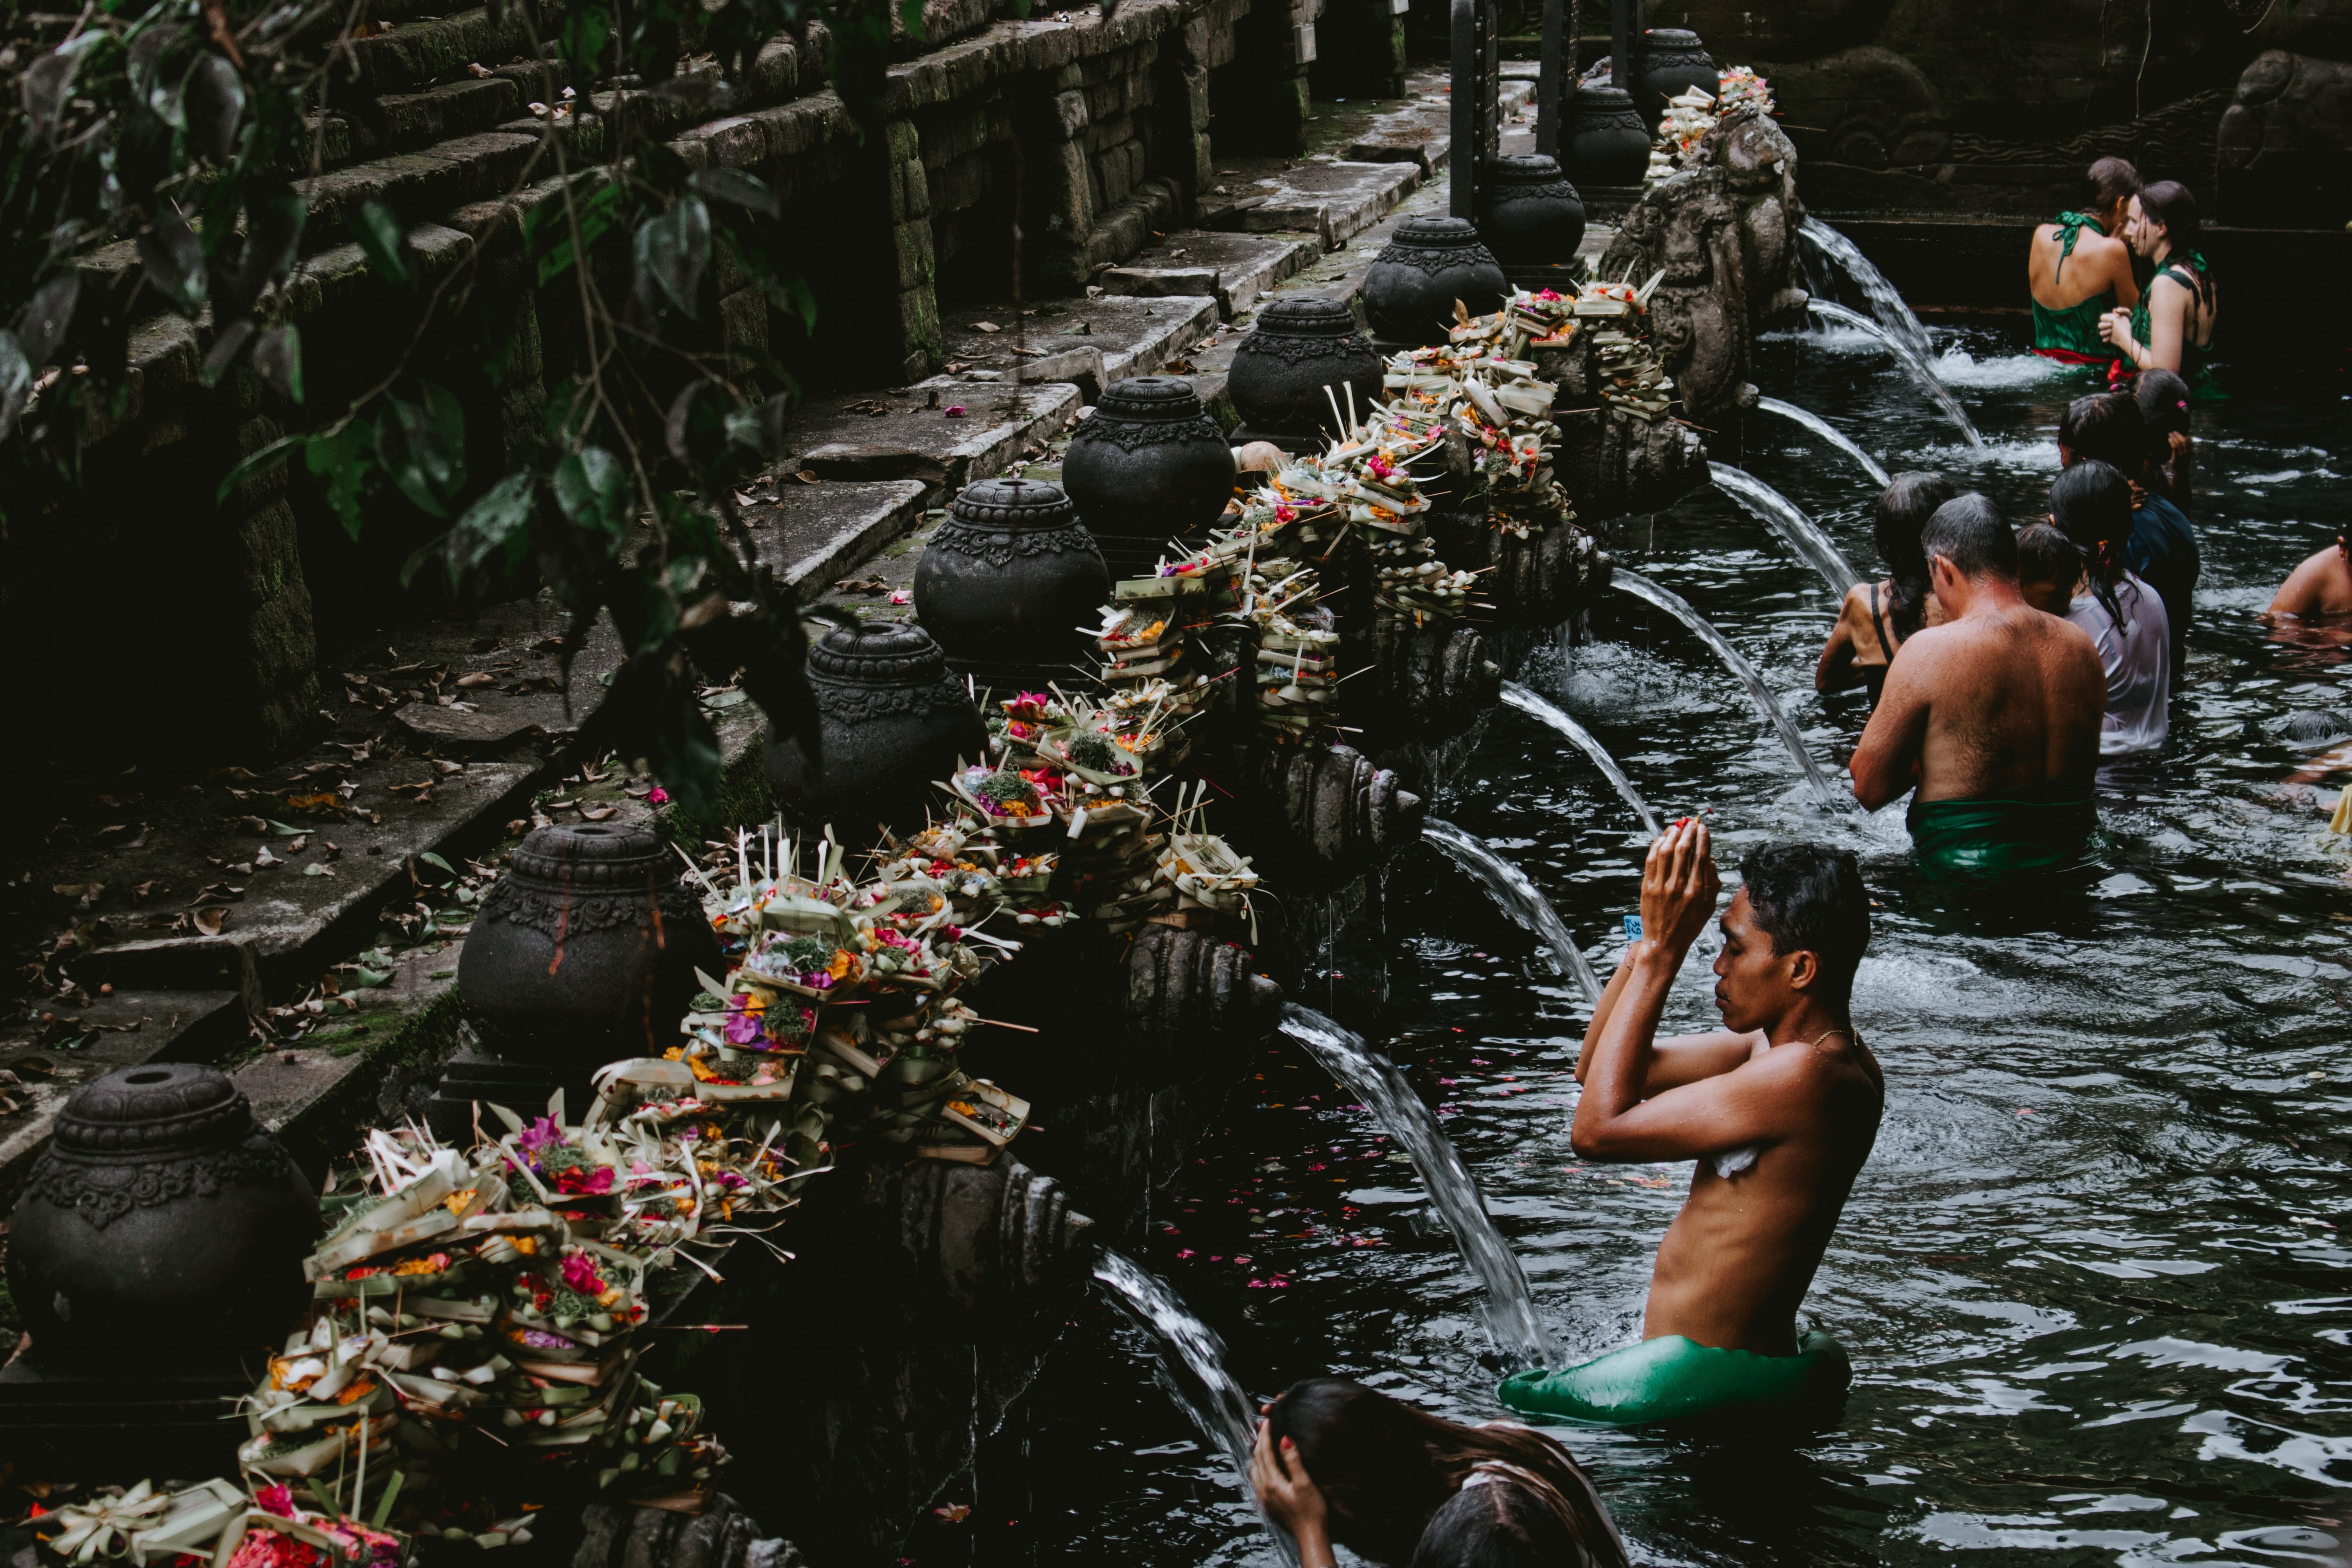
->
[[1597, 108, 1811, 430]]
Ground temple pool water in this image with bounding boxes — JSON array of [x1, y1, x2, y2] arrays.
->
[[895, 328, 2352, 1567]]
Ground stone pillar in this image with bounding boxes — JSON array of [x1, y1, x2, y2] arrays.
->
[[883, 119, 943, 381], [1209, 0, 1322, 156], [218, 411, 323, 754]]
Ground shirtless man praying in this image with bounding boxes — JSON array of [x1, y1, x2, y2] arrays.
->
[[1498, 823, 1882, 1426]]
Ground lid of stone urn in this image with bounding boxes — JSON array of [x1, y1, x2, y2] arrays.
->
[[1488, 154, 1570, 185], [509, 821, 667, 884], [808, 618, 948, 686], [1572, 85, 1637, 108], [950, 477, 1080, 532], [1092, 376, 1205, 422], [1251, 296, 1361, 337], [1385, 216, 1487, 253], [1642, 27, 1705, 48], [54, 1063, 254, 1156]]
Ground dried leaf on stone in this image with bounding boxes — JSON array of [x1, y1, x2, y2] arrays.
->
[[192, 906, 230, 936]]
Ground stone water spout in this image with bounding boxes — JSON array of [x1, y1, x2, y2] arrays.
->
[[1806, 299, 1984, 449]]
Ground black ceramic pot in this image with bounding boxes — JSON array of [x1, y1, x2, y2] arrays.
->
[[1563, 86, 1651, 186], [765, 620, 988, 838], [1480, 154, 1588, 268], [458, 823, 722, 1092], [1060, 377, 1235, 579], [1362, 217, 1510, 346], [913, 478, 1110, 687], [1227, 296, 1384, 448], [1635, 28, 1717, 127], [5, 1063, 318, 1376]]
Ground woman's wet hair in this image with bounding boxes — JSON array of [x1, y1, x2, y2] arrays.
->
[[1920, 493, 2019, 583], [1737, 843, 1870, 1005], [2051, 459, 2135, 628], [1264, 1379, 1625, 1568], [2060, 391, 2148, 474], [2137, 181, 2213, 308], [1873, 471, 1958, 639], [2083, 156, 2139, 219], [2135, 368, 2192, 438], [2015, 522, 2081, 599], [1412, 1479, 1590, 1568]]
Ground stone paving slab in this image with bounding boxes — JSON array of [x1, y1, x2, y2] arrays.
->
[[234, 940, 461, 1152], [0, 988, 247, 1203], [1100, 231, 1320, 319], [1229, 160, 1420, 249], [934, 294, 1219, 387], [789, 382, 1079, 492], [744, 479, 931, 599]]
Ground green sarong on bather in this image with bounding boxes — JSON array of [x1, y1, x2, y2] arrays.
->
[[1907, 792, 2096, 880], [1497, 1331, 1850, 1426]]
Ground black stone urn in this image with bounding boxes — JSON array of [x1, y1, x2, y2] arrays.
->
[[1562, 86, 1651, 186], [1059, 377, 1235, 579], [765, 620, 988, 839], [1635, 28, 1717, 127], [5, 1063, 318, 1377], [1361, 217, 1509, 346], [1479, 154, 1588, 268], [1228, 296, 1384, 449], [457, 822, 723, 1102], [913, 478, 1110, 687]]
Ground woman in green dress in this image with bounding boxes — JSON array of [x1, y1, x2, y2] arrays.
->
[[2100, 181, 2217, 390], [2028, 157, 2141, 364]]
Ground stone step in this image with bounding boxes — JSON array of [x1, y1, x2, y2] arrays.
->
[[789, 382, 1079, 492], [0, 988, 247, 1204], [1212, 159, 1423, 249], [929, 293, 1219, 389], [1098, 231, 1321, 319], [744, 479, 932, 599]]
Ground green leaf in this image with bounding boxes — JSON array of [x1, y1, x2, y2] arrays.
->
[[199, 319, 255, 387], [254, 323, 303, 403], [553, 446, 630, 538], [900, 0, 927, 41], [16, 273, 81, 368], [138, 212, 207, 314], [218, 431, 300, 504], [559, 5, 612, 76], [690, 166, 780, 218], [724, 395, 790, 461], [633, 195, 710, 319], [353, 199, 411, 287], [0, 333, 31, 445], [305, 423, 375, 539], [526, 181, 624, 287], [376, 384, 466, 517], [183, 52, 246, 164], [447, 470, 536, 587], [419, 852, 457, 879]]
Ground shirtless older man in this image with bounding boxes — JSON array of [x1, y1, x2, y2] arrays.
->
[[1497, 823, 1881, 1426], [1851, 493, 2107, 878], [2268, 535, 2352, 623]]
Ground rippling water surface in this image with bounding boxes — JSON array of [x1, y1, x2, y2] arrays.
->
[[904, 327, 2352, 1568]]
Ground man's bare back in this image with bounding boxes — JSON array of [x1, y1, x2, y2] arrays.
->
[[2268, 541, 2352, 622], [1573, 826, 1883, 1356]]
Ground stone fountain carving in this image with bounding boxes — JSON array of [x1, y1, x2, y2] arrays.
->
[[1597, 107, 1809, 430]]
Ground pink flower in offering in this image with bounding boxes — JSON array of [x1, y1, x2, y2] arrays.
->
[[647, 786, 670, 805], [561, 1252, 607, 1295], [518, 1115, 566, 1155]]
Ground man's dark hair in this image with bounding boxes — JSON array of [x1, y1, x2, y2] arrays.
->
[[1920, 493, 2018, 583], [2060, 392, 2147, 473], [2083, 156, 2139, 216], [1873, 471, 1958, 640], [1737, 844, 1870, 1005]]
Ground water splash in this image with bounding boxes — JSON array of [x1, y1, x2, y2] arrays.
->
[[1278, 1006, 1558, 1370], [1092, 1249, 1289, 1554], [1499, 682, 1662, 837], [1755, 397, 1891, 488], [1422, 819, 1606, 1003], [1806, 299, 1986, 450], [1611, 569, 1846, 810], [1709, 462, 1861, 596], [1799, 217, 1934, 360]]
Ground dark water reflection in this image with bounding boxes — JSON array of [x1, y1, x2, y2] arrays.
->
[[905, 328, 2352, 1567]]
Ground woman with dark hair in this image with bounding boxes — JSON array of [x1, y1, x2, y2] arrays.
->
[[2099, 181, 2217, 388], [2050, 459, 2170, 758], [1815, 471, 1960, 704], [2133, 367, 2195, 510], [1250, 1380, 1628, 1568], [2059, 391, 2198, 677], [2028, 156, 2141, 364]]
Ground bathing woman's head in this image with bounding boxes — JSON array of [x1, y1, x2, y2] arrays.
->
[[2060, 391, 2148, 475], [1714, 843, 1871, 1027], [2082, 155, 2140, 234], [1874, 471, 1958, 638], [1262, 1379, 1622, 1568]]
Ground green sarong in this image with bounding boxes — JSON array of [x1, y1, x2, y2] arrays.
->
[[1497, 1331, 1850, 1426], [2031, 213, 2119, 365], [1907, 793, 2096, 879]]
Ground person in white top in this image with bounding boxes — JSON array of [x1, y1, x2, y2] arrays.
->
[[2049, 459, 2170, 758]]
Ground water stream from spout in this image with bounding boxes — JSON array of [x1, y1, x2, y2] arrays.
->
[[1422, 819, 1605, 1003], [1610, 570, 1845, 810], [1755, 397, 1892, 488], [1806, 299, 1986, 449], [1091, 1249, 1287, 1554], [1709, 462, 1861, 596], [1798, 216, 1935, 360], [1278, 1006, 1558, 1370], [1498, 681, 1662, 837]]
